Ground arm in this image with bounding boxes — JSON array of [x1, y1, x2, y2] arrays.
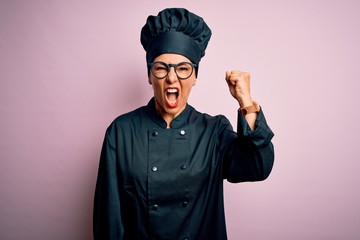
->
[[223, 109, 274, 182], [223, 70, 274, 182], [225, 70, 256, 130], [93, 129, 124, 240]]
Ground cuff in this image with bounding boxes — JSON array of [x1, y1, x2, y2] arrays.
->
[[237, 108, 274, 147]]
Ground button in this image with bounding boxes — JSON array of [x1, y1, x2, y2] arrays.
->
[[181, 201, 188, 207], [180, 164, 187, 170], [151, 166, 158, 172], [152, 131, 158, 136], [179, 130, 186, 135], [152, 204, 159, 211]]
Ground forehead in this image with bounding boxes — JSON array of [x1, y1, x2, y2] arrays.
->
[[153, 53, 191, 63]]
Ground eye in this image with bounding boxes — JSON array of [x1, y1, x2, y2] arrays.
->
[[152, 63, 168, 72], [177, 63, 191, 72], [179, 67, 189, 71], [155, 66, 167, 71]]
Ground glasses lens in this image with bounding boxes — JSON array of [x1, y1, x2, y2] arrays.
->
[[151, 62, 168, 79], [176, 62, 193, 79]]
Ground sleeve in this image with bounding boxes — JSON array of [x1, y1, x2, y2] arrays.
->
[[223, 108, 275, 183], [93, 128, 124, 240]]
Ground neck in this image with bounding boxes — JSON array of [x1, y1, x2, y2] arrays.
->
[[154, 103, 186, 129], [155, 109, 177, 128]]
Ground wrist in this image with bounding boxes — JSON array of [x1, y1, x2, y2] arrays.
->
[[239, 101, 260, 116], [237, 95, 253, 108]]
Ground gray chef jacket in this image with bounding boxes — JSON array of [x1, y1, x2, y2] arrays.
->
[[94, 97, 274, 240]]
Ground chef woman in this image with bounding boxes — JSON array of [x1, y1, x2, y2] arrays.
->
[[94, 8, 274, 240]]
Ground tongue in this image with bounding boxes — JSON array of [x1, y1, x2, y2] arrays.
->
[[167, 93, 177, 102]]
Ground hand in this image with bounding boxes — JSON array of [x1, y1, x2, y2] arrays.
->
[[225, 70, 253, 108]]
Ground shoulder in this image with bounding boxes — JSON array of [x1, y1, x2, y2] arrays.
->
[[188, 105, 232, 129], [189, 104, 229, 122], [105, 105, 147, 133], [114, 106, 146, 124]]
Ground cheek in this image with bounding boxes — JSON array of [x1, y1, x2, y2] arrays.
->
[[189, 75, 196, 86], [151, 81, 163, 96], [181, 83, 194, 96], [184, 78, 196, 91]]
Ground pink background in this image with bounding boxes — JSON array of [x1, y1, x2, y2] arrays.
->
[[1, 1, 359, 239]]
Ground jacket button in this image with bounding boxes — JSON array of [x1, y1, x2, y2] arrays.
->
[[151, 166, 158, 172], [179, 130, 186, 135], [180, 164, 187, 170], [152, 204, 159, 211], [152, 131, 158, 136], [181, 201, 188, 207]]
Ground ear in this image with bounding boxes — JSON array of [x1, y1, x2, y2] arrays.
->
[[148, 76, 152, 85]]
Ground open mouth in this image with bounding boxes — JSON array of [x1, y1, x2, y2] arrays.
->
[[165, 88, 179, 108]]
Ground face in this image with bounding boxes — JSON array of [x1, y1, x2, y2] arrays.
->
[[148, 53, 197, 121]]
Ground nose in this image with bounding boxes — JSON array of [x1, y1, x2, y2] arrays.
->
[[166, 66, 178, 83]]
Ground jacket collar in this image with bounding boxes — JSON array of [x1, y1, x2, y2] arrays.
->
[[146, 97, 193, 129]]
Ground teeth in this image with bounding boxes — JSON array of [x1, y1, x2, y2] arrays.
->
[[167, 88, 178, 93]]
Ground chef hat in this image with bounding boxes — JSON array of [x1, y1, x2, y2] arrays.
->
[[140, 8, 212, 76]]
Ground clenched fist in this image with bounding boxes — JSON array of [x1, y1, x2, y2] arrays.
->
[[225, 70, 253, 108]]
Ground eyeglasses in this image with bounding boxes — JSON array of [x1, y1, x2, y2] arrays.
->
[[148, 61, 197, 80]]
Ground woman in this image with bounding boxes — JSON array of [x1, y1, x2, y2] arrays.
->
[[94, 8, 274, 240]]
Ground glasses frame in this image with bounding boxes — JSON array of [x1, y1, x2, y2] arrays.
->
[[148, 61, 197, 80]]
